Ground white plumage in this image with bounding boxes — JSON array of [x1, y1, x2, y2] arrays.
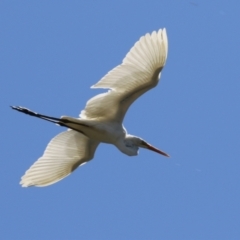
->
[[12, 28, 169, 187], [81, 29, 168, 123], [20, 131, 99, 187]]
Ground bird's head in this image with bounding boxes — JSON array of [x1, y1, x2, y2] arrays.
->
[[121, 135, 170, 157]]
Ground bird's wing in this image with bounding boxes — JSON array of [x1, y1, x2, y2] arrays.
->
[[80, 28, 168, 123], [20, 130, 99, 187]]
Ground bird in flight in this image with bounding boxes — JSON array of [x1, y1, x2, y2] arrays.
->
[[12, 28, 169, 187]]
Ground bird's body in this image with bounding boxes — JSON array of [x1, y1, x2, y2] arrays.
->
[[12, 28, 169, 187], [60, 116, 125, 144]]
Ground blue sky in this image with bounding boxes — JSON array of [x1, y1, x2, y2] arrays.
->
[[1, 1, 240, 239]]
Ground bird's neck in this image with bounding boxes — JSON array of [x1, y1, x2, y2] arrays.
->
[[115, 135, 139, 156]]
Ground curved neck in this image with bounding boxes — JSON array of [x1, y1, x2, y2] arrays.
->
[[115, 135, 140, 156]]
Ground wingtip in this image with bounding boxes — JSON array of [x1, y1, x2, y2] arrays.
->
[[19, 181, 28, 188], [20, 177, 36, 187], [20, 184, 28, 188], [161, 28, 168, 59]]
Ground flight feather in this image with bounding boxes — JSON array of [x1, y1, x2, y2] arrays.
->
[[80, 28, 168, 123], [20, 130, 99, 187]]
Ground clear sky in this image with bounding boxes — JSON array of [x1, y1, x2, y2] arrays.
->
[[1, 1, 240, 239]]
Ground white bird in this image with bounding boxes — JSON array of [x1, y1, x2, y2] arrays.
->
[[11, 28, 169, 187]]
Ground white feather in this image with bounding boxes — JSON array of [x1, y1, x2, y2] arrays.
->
[[20, 130, 99, 187], [80, 29, 168, 123]]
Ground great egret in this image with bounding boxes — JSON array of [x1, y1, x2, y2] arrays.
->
[[12, 28, 169, 187]]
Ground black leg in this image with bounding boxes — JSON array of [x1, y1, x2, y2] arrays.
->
[[10, 106, 87, 135], [10, 106, 61, 124]]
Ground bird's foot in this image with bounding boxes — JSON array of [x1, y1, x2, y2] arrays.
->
[[10, 106, 38, 117]]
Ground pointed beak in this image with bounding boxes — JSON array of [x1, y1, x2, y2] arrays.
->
[[141, 141, 170, 157]]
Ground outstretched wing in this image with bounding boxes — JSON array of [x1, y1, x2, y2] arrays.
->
[[80, 28, 168, 123], [20, 130, 99, 187]]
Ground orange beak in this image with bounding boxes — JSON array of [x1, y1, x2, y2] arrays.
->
[[141, 141, 170, 157]]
